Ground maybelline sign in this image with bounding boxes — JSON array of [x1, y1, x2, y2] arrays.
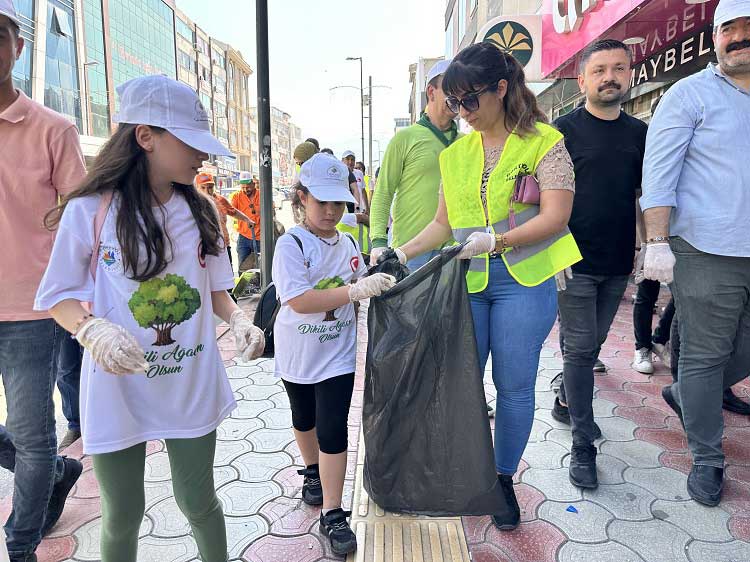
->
[[630, 25, 714, 88]]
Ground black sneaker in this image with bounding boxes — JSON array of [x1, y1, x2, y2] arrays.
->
[[320, 508, 357, 555], [593, 359, 607, 373], [491, 474, 520, 531], [297, 464, 323, 506], [42, 456, 83, 536], [552, 396, 571, 425], [569, 442, 598, 489], [487, 402, 496, 418]]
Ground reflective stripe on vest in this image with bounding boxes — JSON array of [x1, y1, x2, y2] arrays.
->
[[441, 125, 582, 292], [337, 222, 371, 254], [453, 207, 576, 285]]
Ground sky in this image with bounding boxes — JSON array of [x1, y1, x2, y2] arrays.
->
[[177, 0, 446, 169]]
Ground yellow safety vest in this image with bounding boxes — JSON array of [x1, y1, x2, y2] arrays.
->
[[440, 123, 581, 292], [337, 222, 371, 254]]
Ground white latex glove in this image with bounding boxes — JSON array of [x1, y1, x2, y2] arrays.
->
[[76, 318, 149, 375], [348, 273, 397, 302], [633, 248, 646, 284], [555, 267, 573, 291], [456, 232, 496, 260], [393, 248, 407, 265], [643, 242, 676, 284], [370, 247, 387, 263], [230, 310, 266, 362]]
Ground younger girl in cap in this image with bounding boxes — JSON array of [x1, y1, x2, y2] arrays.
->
[[35, 75, 265, 562], [272, 153, 395, 555]]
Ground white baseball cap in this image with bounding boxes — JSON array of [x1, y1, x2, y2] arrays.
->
[[113, 75, 232, 157], [0, 0, 21, 27], [341, 150, 355, 159], [299, 153, 356, 204], [426, 59, 452, 86], [238, 171, 253, 184], [714, 0, 750, 28]]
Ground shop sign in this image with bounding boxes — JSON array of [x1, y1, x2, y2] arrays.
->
[[477, 15, 545, 81], [630, 25, 714, 88], [542, 0, 649, 76]]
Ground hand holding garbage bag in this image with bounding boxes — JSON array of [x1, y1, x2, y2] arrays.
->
[[456, 232, 495, 259], [348, 273, 396, 301]]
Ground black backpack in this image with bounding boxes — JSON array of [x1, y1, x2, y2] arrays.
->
[[253, 231, 356, 358]]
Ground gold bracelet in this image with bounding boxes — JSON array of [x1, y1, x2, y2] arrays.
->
[[72, 314, 94, 336], [494, 233, 507, 254]]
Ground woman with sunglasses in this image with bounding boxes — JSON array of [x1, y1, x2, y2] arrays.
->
[[395, 42, 581, 530]]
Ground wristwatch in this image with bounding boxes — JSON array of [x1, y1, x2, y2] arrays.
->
[[494, 233, 508, 254]]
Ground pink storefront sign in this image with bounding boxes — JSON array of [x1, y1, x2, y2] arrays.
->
[[542, 0, 650, 77]]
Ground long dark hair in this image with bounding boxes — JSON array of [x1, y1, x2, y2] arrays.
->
[[442, 42, 547, 137], [45, 124, 223, 282]]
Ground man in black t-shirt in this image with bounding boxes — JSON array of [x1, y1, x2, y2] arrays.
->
[[552, 39, 647, 490]]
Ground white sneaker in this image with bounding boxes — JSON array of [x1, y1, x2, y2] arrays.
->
[[652, 342, 672, 369], [632, 348, 654, 374]]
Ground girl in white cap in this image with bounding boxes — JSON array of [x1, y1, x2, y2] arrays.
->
[[34, 75, 265, 562], [272, 153, 395, 555]]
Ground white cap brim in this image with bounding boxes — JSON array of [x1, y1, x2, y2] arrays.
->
[[715, 10, 750, 28], [342, 151, 355, 159], [307, 184, 357, 204], [169, 126, 233, 157], [0, 9, 21, 26]]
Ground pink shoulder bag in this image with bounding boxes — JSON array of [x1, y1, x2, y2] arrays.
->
[[508, 174, 540, 229]]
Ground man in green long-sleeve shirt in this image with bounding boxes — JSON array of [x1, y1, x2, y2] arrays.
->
[[370, 60, 460, 270]]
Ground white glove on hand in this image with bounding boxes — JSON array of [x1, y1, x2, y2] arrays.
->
[[643, 242, 676, 284], [371, 247, 407, 265], [348, 273, 397, 302], [370, 247, 387, 263], [457, 232, 496, 260], [555, 267, 573, 292], [230, 310, 266, 362], [76, 318, 149, 375], [633, 249, 646, 284]]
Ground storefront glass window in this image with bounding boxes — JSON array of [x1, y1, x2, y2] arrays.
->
[[45, 0, 81, 130]]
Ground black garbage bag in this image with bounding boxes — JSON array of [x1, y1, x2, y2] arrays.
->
[[368, 248, 410, 282], [362, 245, 512, 516]]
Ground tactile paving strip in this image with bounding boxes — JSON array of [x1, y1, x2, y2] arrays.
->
[[347, 431, 471, 562]]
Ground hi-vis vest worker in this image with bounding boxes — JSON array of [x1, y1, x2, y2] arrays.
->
[[440, 123, 582, 291], [337, 214, 371, 255]]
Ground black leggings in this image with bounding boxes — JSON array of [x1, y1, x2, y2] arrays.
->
[[282, 373, 355, 454]]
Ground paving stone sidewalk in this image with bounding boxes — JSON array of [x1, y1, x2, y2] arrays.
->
[[3, 285, 750, 561]]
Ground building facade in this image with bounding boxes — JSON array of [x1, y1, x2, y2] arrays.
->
[[10, 0, 301, 179]]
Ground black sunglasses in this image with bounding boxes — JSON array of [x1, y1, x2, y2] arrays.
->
[[445, 84, 496, 114]]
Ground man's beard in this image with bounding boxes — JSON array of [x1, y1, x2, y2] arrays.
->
[[719, 39, 750, 76]]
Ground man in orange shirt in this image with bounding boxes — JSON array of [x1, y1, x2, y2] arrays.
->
[[195, 173, 252, 269], [231, 171, 262, 271], [0, 4, 85, 559]]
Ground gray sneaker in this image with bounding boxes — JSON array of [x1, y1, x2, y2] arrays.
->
[[58, 429, 81, 452], [652, 342, 672, 369]]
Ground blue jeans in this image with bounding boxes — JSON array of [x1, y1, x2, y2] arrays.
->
[[469, 258, 557, 474], [0, 319, 65, 557], [236, 234, 260, 271], [57, 335, 82, 432], [406, 250, 440, 271]]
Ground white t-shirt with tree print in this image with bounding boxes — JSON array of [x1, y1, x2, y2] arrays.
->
[[35, 192, 236, 454], [272, 226, 366, 384]]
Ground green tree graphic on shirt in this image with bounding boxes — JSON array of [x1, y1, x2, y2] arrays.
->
[[128, 274, 201, 346], [314, 276, 346, 321]]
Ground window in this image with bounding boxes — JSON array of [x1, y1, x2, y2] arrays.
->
[[458, 0, 466, 43], [176, 18, 193, 42], [214, 76, 226, 94], [196, 36, 209, 56], [45, 1, 81, 129], [445, 11, 455, 57], [212, 51, 225, 68], [214, 101, 226, 118], [178, 50, 194, 72], [51, 6, 73, 37]]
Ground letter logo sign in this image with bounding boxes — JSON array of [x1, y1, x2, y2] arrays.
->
[[553, 0, 600, 34]]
